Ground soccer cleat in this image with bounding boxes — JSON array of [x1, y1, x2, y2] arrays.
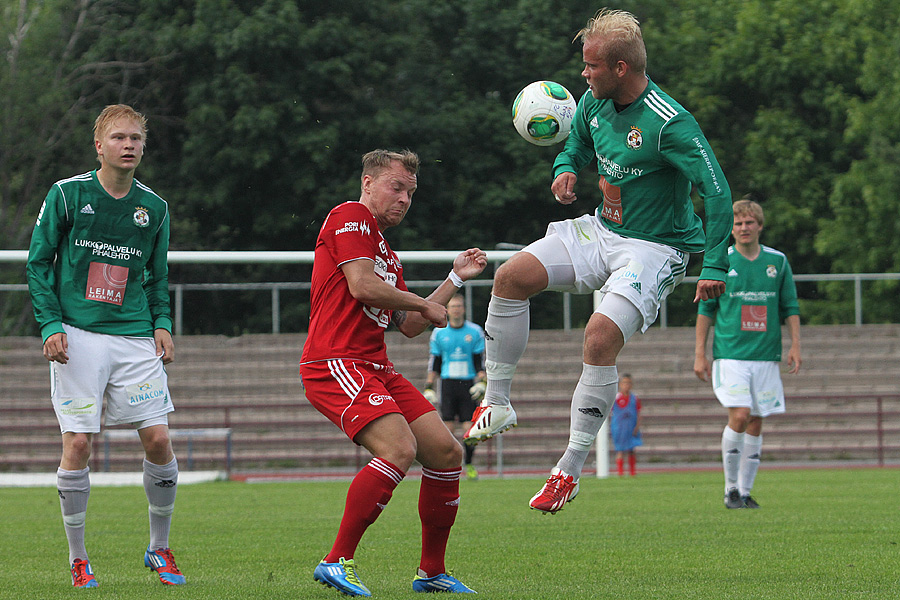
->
[[529, 467, 579, 514], [465, 464, 478, 481], [724, 488, 744, 509], [413, 572, 477, 593], [144, 547, 186, 585], [71, 558, 99, 588], [463, 404, 517, 444], [742, 495, 760, 509], [314, 558, 372, 597]]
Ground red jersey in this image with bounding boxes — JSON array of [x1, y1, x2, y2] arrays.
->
[[300, 201, 407, 366]]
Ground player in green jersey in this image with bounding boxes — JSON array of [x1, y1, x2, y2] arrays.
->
[[694, 198, 801, 509], [26, 105, 185, 587], [463, 8, 733, 514]]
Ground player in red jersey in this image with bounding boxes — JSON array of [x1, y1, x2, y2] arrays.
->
[[301, 149, 486, 596]]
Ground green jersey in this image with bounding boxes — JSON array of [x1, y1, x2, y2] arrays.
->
[[26, 170, 172, 342], [553, 78, 732, 281], [698, 245, 800, 361]]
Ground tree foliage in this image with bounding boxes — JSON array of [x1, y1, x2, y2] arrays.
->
[[2, 0, 899, 334]]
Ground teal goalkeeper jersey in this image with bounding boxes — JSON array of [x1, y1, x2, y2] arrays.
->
[[698, 245, 800, 362], [553, 78, 733, 281], [26, 170, 172, 342]]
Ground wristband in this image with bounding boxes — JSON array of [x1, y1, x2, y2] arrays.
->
[[448, 270, 464, 288]]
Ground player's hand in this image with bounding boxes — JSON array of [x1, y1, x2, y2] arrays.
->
[[469, 380, 486, 401], [452, 248, 488, 281], [155, 328, 175, 364], [423, 387, 438, 405], [42, 332, 69, 364], [693, 279, 725, 302], [693, 355, 711, 382], [787, 344, 802, 375], [421, 300, 448, 328], [551, 172, 577, 205]]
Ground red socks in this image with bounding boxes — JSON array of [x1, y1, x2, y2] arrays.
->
[[417, 467, 461, 577], [325, 458, 404, 562]]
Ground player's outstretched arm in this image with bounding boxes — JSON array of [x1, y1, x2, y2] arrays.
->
[[400, 248, 488, 337]]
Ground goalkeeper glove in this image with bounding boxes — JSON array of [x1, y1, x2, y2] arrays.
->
[[469, 380, 486, 401], [423, 386, 438, 405]]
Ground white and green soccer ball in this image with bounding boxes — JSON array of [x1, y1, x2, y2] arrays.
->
[[511, 81, 577, 146]]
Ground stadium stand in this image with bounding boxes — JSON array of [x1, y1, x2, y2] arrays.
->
[[1, 325, 898, 475]]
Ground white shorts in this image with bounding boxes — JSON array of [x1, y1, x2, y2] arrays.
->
[[50, 324, 174, 433], [712, 359, 786, 417], [524, 214, 688, 332]]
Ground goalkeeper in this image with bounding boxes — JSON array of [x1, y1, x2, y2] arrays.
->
[[425, 295, 486, 480]]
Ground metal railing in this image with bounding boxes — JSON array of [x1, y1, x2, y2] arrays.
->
[[3, 250, 899, 332]]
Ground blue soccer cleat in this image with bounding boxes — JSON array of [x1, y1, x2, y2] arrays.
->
[[413, 572, 477, 593], [314, 557, 372, 597], [71, 558, 99, 588], [144, 547, 186, 585]]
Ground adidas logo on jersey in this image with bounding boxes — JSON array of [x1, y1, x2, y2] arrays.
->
[[630, 281, 642, 293], [80, 204, 95, 214], [590, 117, 599, 128]]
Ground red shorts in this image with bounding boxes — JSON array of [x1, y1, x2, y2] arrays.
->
[[300, 359, 435, 442]]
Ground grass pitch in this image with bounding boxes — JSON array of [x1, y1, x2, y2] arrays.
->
[[1, 468, 896, 599]]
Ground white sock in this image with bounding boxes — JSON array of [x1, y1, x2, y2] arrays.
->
[[739, 434, 762, 496], [556, 364, 618, 478], [722, 426, 744, 492], [483, 295, 529, 407], [144, 458, 178, 550], [58, 467, 91, 564]]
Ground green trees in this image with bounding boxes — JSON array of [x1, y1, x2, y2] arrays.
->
[[3, 0, 899, 333]]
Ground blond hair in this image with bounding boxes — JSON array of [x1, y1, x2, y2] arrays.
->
[[360, 149, 419, 190], [93, 104, 148, 144], [575, 8, 647, 72], [733, 198, 765, 227]]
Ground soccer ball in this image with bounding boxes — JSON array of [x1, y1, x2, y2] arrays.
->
[[511, 81, 577, 146]]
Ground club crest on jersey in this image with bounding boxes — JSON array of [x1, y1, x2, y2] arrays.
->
[[133, 207, 149, 227], [767, 265, 778, 278], [626, 126, 643, 150]]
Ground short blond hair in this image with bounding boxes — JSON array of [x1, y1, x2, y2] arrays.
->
[[733, 198, 765, 227], [93, 104, 148, 144], [575, 8, 647, 72], [360, 149, 419, 190]]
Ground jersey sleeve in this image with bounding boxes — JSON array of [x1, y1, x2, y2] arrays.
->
[[25, 186, 67, 341], [552, 92, 600, 179], [659, 115, 732, 281], [321, 203, 378, 267], [778, 256, 800, 320], [143, 205, 172, 332]]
